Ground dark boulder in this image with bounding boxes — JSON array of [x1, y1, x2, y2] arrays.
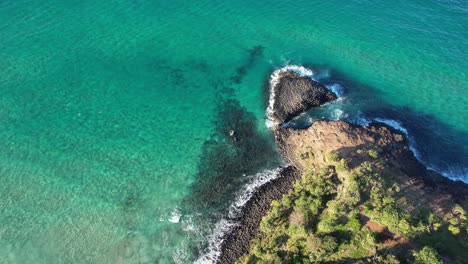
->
[[271, 71, 337, 123]]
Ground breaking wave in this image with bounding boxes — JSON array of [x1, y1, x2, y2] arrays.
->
[[194, 168, 283, 263]]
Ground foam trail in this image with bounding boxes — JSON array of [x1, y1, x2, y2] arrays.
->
[[325, 83, 345, 97], [330, 109, 347, 120], [373, 117, 421, 160], [194, 168, 283, 264]]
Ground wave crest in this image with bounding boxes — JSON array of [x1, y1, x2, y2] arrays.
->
[[194, 168, 283, 264]]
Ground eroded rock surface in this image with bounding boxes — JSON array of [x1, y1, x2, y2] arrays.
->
[[270, 71, 337, 123]]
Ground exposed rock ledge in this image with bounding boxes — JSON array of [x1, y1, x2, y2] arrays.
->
[[219, 166, 300, 264], [270, 71, 337, 124]]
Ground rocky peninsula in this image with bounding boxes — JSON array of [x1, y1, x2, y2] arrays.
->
[[219, 69, 468, 264]]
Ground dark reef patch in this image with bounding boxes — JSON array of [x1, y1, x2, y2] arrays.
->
[[185, 85, 281, 216], [231, 45, 265, 84]]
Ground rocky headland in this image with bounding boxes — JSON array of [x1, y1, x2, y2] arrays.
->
[[274, 120, 468, 206], [219, 69, 468, 264]]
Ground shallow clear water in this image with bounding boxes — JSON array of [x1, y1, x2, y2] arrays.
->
[[0, 0, 466, 263]]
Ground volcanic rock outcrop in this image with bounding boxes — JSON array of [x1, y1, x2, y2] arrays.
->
[[270, 71, 337, 124]]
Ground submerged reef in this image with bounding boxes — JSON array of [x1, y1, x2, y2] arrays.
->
[[219, 69, 468, 264]]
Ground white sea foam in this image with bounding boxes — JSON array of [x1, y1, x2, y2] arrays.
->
[[373, 118, 408, 135], [194, 168, 283, 264], [173, 246, 190, 264], [329, 109, 348, 121], [168, 208, 181, 223], [181, 215, 196, 232], [373, 117, 422, 159], [230, 169, 283, 217], [354, 115, 372, 126], [434, 168, 468, 182], [325, 83, 345, 98]]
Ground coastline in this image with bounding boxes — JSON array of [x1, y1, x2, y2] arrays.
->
[[217, 68, 468, 263], [218, 120, 468, 263], [218, 166, 300, 263]]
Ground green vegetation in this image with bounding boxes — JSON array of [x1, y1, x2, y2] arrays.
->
[[412, 247, 443, 264], [237, 158, 467, 264], [325, 151, 349, 173], [325, 150, 340, 163], [368, 149, 378, 159]]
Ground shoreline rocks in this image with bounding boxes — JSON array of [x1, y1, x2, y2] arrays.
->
[[270, 71, 337, 124], [218, 166, 300, 264]]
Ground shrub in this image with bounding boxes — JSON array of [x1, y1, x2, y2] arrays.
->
[[449, 217, 459, 226], [317, 213, 339, 233], [347, 214, 362, 232], [358, 161, 373, 174], [412, 247, 443, 264], [427, 213, 442, 231], [362, 227, 377, 249], [376, 255, 400, 264], [321, 236, 338, 253], [319, 167, 330, 177], [282, 195, 292, 208], [336, 159, 350, 172], [453, 204, 466, 218], [398, 219, 411, 234], [368, 149, 378, 159], [448, 225, 460, 235], [326, 151, 340, 163]]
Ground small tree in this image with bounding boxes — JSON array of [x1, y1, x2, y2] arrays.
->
[[412, 247, 442, 264]]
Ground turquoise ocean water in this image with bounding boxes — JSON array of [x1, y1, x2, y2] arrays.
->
[[0, 0, 466, 263]]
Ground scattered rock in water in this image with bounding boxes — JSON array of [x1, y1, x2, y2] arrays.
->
[[229, 129, 238, 143], [271, 71, 337, 124]]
